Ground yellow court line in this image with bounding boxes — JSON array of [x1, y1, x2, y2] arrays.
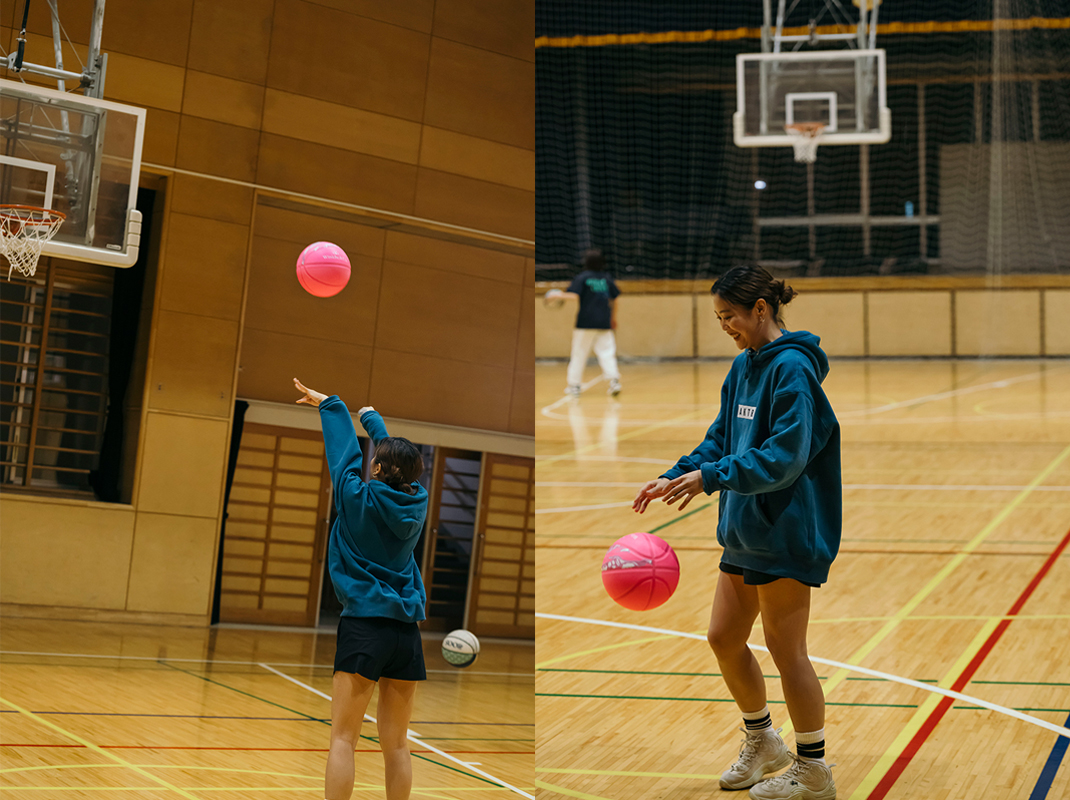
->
[[539, 768, 720, 779], [847, 617, 1003, 800], [535, 633, 683, 669], [534, 779, 619, 800], [810, 613, 1070, 625], [537, 408, 713, 467], [535, 17, 1070, 48], [778, 443, 1070, 740], [0, 697, 201, 799]]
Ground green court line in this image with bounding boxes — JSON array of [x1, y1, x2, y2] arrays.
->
[[649, 501, 715, 533], [538, 668, 942, 683], [536, 693, 917, 708], [159, 661, 500, 787]]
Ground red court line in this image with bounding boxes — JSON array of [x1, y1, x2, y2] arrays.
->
[[868, 525, 1070, 800], [0, 744, 532, 754]]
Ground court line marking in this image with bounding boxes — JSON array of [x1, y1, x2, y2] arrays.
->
[[0, 651, 530, 677], [1031, 711, 1070, 800], [857, 524, 1070, 800], [533, 779, 618, 799], [813, 443, 1070, 717], [533, 614, 1070, 741], [534, 455, 675, 465], [540, 768, 720, 779], [536, 482, 1070, 492], [540, 376, 608, 417], [0, 695, 202, 799], [257, 663, 534, 800]]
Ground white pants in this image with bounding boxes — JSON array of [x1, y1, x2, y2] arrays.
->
[[567, 329, 620, 386]]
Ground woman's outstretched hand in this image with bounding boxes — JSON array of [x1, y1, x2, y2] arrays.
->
[[663, 470, 704, 511], [633, 477, 671, 514], [293, 378, 328, 408]]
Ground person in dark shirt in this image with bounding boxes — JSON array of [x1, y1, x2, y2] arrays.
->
[[545, 249, 622, 396]]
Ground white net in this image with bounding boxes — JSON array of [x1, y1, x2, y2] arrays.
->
[[785, 124, 825, 163], [0, 206, 66, 279]]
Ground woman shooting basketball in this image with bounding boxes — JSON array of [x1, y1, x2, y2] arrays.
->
[[294, 378, 428, 800], [633, 265, 842, 800]]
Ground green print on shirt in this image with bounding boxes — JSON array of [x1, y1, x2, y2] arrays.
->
[[586, 278, 609, 294]]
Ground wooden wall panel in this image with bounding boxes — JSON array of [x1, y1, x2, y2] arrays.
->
[[159, 214, 250, 320], [510, 371, 535, 436], [126, 512, 219, 615], [419, 127, 535, 191], [783, 292, 866, 357], [376, 261, 524, 367], [535, 300, 575, 358], [617, 295, 693, 358], [268, 0, 430, 121], [517, 288, 536, 366], [433, 0, 535, 61], [384, 231, 526, 283], [1046, 290, 1070, 355], [414, 169, 534, 240], [423, 37, 535, 150], [256, 134, 418, 214], [99, 51, 187, 112], [0, 498, 134, 609], [97, 0, 193, 65], [262, 90, 422, 164], [187, 0, 275, 84], [237, 328, 374, 407], [312, 0, 435, 33], [869, 291, 953, 356], [169, 174, 255, 226], [176, 117, 261, 182], [254, 207, 387, 257], [370, 350, 515, 432], [955, 290, 1041, 356], [148, 311, 239, 417], [142, 109, 181, 167], [244, 235, 381, 346], [182, 71, 266, 130], [136, 413, 229, 517]]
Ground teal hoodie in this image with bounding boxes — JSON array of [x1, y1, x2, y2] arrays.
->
[[661, 331, 841, 584], [318, 396, 428, 621]]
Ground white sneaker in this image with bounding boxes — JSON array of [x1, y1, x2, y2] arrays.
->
[[747, 754, 836, 800], [608, 379, 621, 397], [565, 384, 581, 396], [719, 727, 791, 790]]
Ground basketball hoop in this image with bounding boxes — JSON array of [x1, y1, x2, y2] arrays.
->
[[785, 123, 826, 164], [0, 205, 66, 279]]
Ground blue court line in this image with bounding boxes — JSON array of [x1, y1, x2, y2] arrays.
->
[[1029, 712, 1070, 800]]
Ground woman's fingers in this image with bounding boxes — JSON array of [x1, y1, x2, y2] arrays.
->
[[678, 494, 693, 511]]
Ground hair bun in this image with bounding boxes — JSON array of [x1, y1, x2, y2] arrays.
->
[[776, 279, 798, 306]]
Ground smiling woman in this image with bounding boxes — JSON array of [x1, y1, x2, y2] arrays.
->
[[710, 265, 800, 353]]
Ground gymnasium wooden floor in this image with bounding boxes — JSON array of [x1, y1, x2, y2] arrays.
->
[[0, 619, 534, 798], [535, 358, 1070, 800]]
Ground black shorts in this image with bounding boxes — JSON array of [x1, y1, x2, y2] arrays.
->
[[719, 561, 820, 589], [334, 616, 426, 682]]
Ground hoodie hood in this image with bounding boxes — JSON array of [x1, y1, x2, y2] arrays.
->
[[366, 480, 429, 540], [746, 330, 829, 381]]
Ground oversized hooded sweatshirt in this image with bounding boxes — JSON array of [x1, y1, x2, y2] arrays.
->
[[661, 331, 841, 585], [318, 396, 428, 621]]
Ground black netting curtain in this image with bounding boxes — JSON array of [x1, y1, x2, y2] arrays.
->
[[535, 1, 1070, 279]]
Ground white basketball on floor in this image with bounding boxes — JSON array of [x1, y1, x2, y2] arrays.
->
[[441, 629, 480, 668]]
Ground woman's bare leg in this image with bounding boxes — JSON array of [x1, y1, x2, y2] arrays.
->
[[707, 570, 765, 712], [325, 671, 376, 800], [376, 678, 418, 800]]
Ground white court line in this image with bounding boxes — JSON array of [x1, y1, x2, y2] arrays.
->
[[535, 613, 1070, 741], [0, 650, 532, 678], [258, 663, 535, 799], [536, 482, 1070, 492], [540, 376, 606, 417], [837, 366, 1069, 418], [535, 501, 636, 514], [535, 456, 675, 465]]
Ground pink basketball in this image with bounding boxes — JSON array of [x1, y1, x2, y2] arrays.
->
[[601, 532, 680, 611], [296, 241, 351, 298]]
